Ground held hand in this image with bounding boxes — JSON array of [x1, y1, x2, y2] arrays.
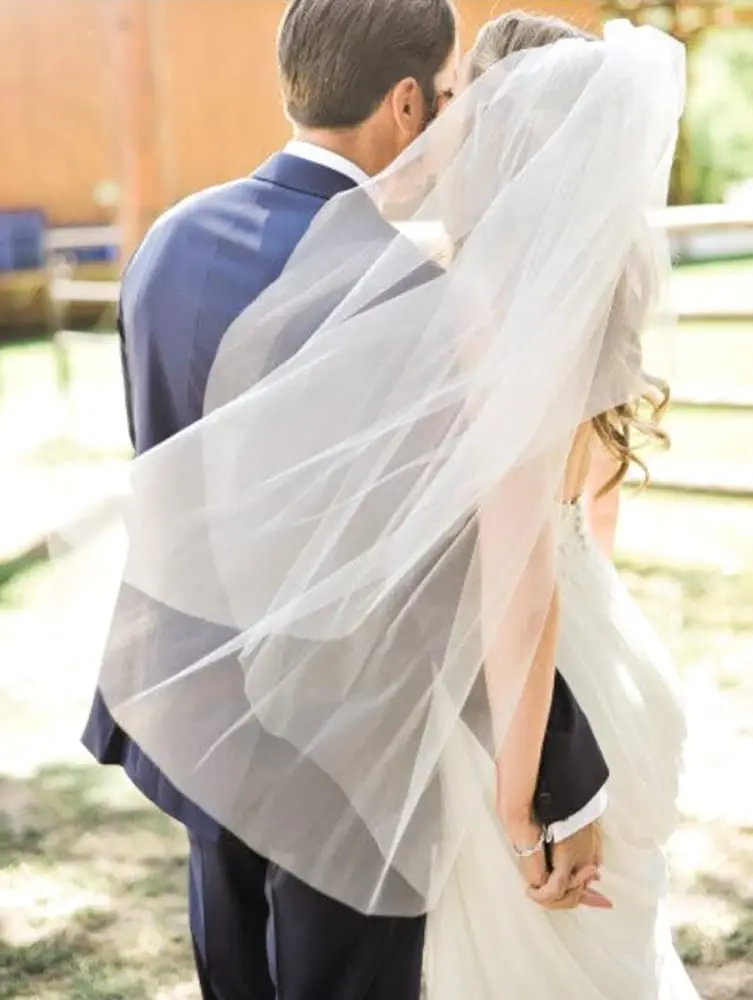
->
[[505, 817, 551, 896], [505, 819, 603, 910], [527, 821, 612, 911]]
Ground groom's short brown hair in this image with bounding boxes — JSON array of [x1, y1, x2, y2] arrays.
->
[[277, 0, 457, 128]]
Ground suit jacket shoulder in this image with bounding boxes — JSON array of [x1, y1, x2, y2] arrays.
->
[[120, 160, 354, 452]]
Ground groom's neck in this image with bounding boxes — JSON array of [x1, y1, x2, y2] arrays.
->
[[292, 125, 390, 178]]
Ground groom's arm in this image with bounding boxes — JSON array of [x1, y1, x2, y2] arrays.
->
[[534, 670, 609, 837]]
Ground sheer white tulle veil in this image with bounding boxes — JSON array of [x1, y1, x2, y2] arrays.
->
[[92, 22, 684, 915]]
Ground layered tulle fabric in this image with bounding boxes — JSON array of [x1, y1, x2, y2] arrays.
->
[[94, 22, 685, 914], [424, 501, 692, 999]]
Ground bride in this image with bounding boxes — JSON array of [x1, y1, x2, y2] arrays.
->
[[95, 15, 696, 998], [420, 15, 697, 1000]]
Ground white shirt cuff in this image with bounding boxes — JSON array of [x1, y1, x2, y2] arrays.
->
[[547, 786, 608, 843]]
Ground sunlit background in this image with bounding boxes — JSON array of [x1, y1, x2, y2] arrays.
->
[[1, 1, 752, 998]]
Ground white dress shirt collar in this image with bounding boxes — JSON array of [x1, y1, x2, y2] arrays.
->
[[285, 139, 371, 188]]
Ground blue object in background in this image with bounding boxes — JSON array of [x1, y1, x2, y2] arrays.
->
[[65, 244, 118, 264], [0, 210, 45, 272]]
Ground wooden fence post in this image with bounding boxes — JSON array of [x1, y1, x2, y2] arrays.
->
[[111, 0, 164, 264]]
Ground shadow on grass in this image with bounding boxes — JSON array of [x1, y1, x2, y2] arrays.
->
[[675, 828, 753, 969], [0, 763, 194, 1000], [0, 925, 140, 1000], [0, 765, 173, 866]]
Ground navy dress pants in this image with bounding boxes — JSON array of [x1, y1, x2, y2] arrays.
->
[[188, 829, 426, 1000]]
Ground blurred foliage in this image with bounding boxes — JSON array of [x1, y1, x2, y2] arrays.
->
[[686, 27, 753, 203]]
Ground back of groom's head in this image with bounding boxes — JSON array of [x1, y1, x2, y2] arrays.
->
[[278, 0, 457, 129]]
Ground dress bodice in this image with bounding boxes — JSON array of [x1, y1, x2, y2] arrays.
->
[[559, 496, 588, 540]]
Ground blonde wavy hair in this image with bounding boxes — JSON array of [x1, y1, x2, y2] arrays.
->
[[468, 10, 670, 495]]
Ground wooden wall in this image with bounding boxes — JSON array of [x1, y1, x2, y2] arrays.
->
[[0, 0, 600, 226]]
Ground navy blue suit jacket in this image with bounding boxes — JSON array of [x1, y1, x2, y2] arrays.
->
[[82, 154, 360, 838], [83, 151, 608, 844]]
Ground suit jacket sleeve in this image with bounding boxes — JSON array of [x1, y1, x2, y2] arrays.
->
[[534, 671, 609, 825]]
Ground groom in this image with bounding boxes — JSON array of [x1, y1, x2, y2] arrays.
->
[[83, 1, 609, 998]]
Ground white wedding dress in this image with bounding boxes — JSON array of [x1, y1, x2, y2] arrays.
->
[[424, 496, 698, 1000]]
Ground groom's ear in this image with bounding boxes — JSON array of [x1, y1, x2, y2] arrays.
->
[[388, 77, 426, 138]]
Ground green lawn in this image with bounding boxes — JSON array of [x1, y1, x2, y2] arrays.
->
[[675, 256, 753, 277], [617, 491, 753, 666]]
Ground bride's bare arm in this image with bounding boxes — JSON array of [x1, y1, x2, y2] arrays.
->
[[494, 581, 559, 834], [478, 443, 610, 910], [480, 425, 601, 837], [477, 460, 559, 840]]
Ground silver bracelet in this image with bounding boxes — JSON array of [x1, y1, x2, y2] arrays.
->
[[512, 825, 552, 859]]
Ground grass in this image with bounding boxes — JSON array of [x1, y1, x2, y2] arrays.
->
[[674, 256, 753, 276], [0, 333, 114, 394], [0, 333, 130, 462], [0, 333, 130, 566], [0, 765, 193, 1000], [614, 492, 753, 994], [0, 545, 49, 593], [0, 522, 197, 998]]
